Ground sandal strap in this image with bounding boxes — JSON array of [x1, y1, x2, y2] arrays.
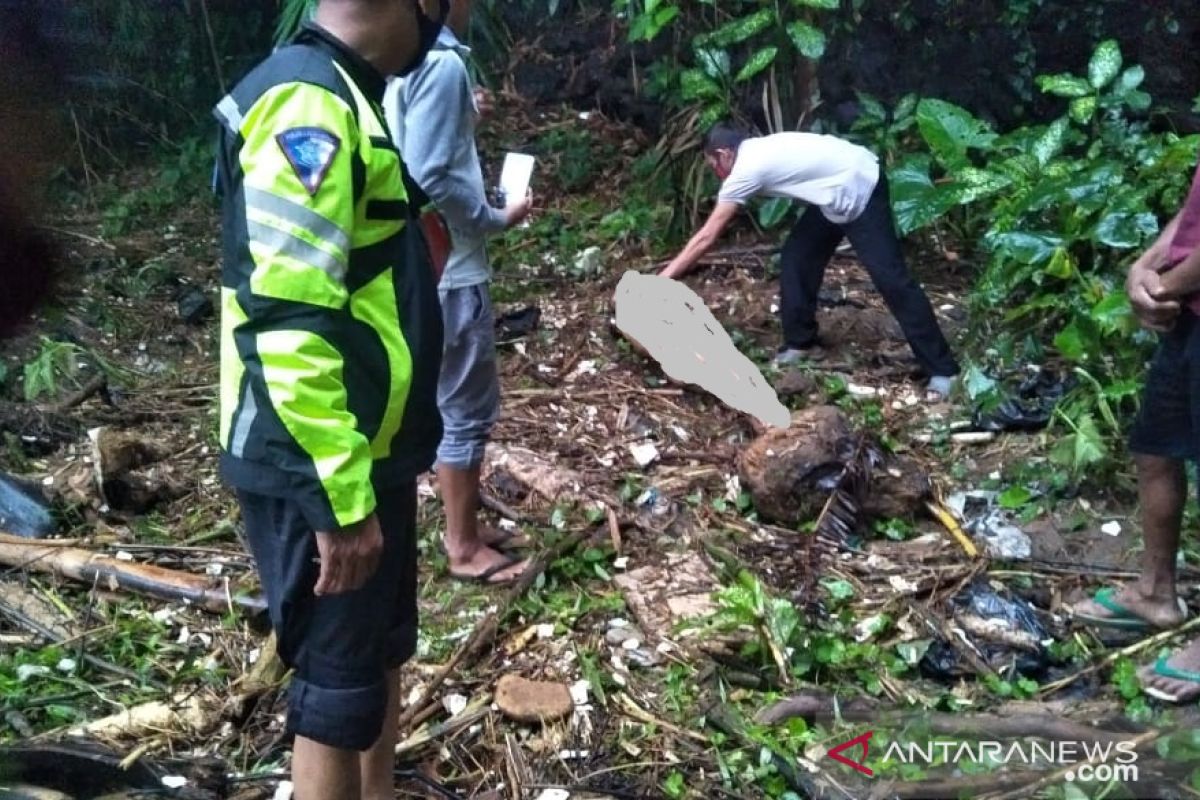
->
[[1154, 656, 1200, 685], [1092, 587, 1134, 618]]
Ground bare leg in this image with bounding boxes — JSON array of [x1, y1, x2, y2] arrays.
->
[[293, 736, 359, 800], [1073, 454, 1187, 627], [360, 667, 401, 800], [438, 463, 526, 583]]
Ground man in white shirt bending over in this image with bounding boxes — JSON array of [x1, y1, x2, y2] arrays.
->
[[660, 122, 959, 400]]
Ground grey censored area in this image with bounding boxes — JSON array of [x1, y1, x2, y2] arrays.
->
[[613, 271, 790, 429]]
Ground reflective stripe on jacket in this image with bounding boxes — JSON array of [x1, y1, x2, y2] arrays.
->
[[213, 24, 443, 531]]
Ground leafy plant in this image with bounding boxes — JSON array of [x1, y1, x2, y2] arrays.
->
[[616, 0, 839, 129], [888, 40, 1199, 476], [22, 339, 83, 402]]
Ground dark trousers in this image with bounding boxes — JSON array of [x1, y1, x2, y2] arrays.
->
[[778, 173, 959, 377]]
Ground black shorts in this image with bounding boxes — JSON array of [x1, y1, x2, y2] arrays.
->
[[238, 481, 418, 751], [1129, 313, 1200, 462]]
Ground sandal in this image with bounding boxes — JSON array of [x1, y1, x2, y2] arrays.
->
[[1071, 587, 1186, 631], [1142, 656, 1200, 703], [447, 552, 527, 586]]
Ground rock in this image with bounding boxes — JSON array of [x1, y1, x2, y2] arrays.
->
[[176, 287, 213, 325], [738, 405, 928, 525], [774, 370, 817, 398], [494, 675, 573, 724]]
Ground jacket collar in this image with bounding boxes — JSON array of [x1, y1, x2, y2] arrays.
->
[[435, 27, 470, 56], [296, 22, 387, 102]]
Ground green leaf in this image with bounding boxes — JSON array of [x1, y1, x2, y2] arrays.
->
[[1088, 39, 1122, 90], [1070, 96, 1097, 124], [945, 167, 1012, 205], [822, 579, 855, 601], [1037, 74, 1093, 99], [889, 156, 958, 234], [1032, 117, 1070, 167], [694, 46, 731, 80], [986, 231, 1064, 265], [786, 21, 826, 59], [1071, 413, 1108, 469], [963, 365, 997, 399], [1062, 782, 1091, 800], [1124, 90, 1152, 112], [735, 46, 778, 82], [1116, 65, 1145, 93], [998, 485, 1033, 509], [680, 69, 722, 101], [915, 99, 997, 169], [1053, 322, 1089, 362], [706, 8, 775, 47], [896, 639, 932, 666], [1094, 210, 1159, 249], [895, 94, 918, 122], [757, 197, 792, 229], [854, 92, 887, 124], [1044, 247, 1076, 279], [792, 0, 838, 7], [1091, 292, 1132, 334]]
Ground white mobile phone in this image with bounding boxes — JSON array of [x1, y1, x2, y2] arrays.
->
[[499, 152, 535, 204]]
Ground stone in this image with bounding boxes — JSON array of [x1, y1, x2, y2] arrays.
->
[[494, 675, 573, 724], [739, 405, 929, 525], [774, 370, 817, 399]]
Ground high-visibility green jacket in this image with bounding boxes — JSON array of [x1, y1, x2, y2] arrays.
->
[[213, 24, 443, 532]]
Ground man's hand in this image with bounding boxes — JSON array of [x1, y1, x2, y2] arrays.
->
[[473, 88, 494, 120], [313, 513, 383, 596], [1127, 265, 1180, 332], [503, 191, 532, 227]]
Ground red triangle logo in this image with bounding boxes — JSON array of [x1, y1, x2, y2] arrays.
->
[[826, 731, 874, 776]]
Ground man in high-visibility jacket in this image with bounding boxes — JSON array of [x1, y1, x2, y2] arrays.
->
[[213, 1, 446, 796]]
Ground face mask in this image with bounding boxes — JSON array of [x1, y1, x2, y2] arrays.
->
[[395, 0, 449, 77]]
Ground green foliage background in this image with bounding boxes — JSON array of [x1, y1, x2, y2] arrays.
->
[[62, 0, 1200, 478]]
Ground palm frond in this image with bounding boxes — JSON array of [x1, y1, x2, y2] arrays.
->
[[793, 434, 881, 608], [275, 0, 317, 47]]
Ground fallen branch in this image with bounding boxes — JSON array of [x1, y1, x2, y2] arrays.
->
[[479, 492, 527, 524], [0, 539, 266, 616], [395, 694, 492, 757], [979, 728, 1162, 800], [68, 694, 212, 738], [1038, 614, 1200, 697], [705, 703, 851, 800], [53, 373, 108, 412], [396, 526, 596, 733], [868, 771, 1046, 799], [618, 692, 708, 744], [756, 690, 1138, 744], [906, 600, 998, 681]]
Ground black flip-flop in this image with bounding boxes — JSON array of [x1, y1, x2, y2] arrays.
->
[[438, 530, 529, 557], [447, 552, 526, 585]]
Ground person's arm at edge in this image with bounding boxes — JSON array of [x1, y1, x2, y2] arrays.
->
[[1131, 213, 1181, 275], [1125, 212, 1182, 332], [659, 201, 740, 279], [401, 56, 508, 237]]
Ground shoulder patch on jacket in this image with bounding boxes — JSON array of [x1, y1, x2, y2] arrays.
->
[[276, 127, 341, 195]]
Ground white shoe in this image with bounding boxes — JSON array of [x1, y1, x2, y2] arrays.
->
[[926, 375, 955, 401]]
